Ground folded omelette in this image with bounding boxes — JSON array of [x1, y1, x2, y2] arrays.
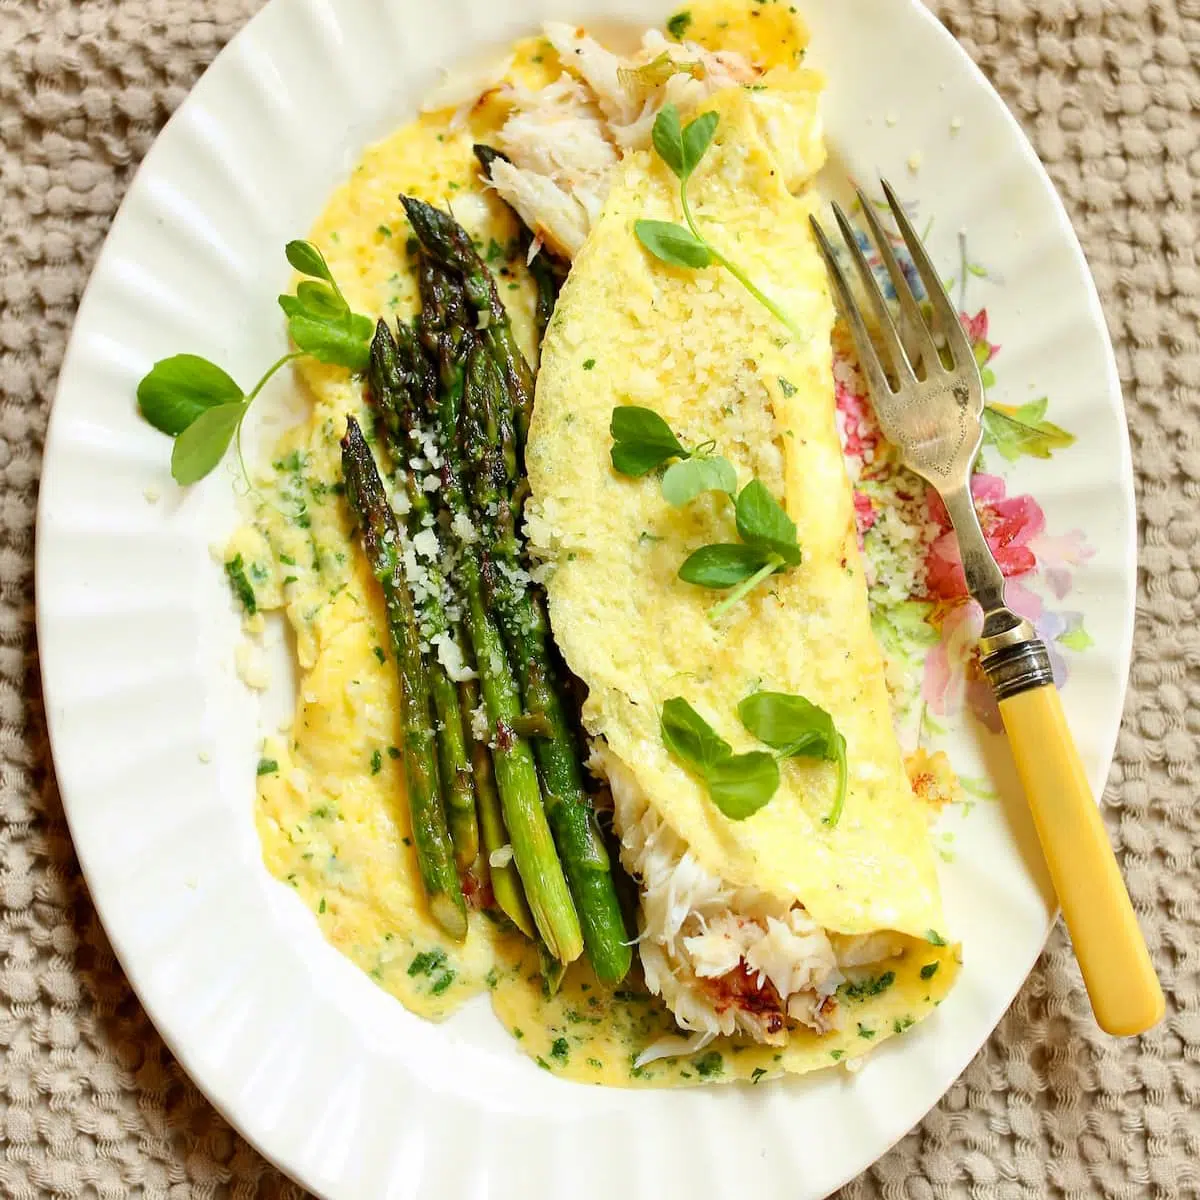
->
[[525, 79, 959, 1069]]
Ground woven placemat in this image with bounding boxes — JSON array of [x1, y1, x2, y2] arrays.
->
[[2, 1, 1196, 1195]]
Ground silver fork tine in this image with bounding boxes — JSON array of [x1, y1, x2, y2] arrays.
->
[[856, 189, 940, 374], [880, 178, 975, 370], [830, 200, 916, 387], [809, 215, 896, 402]]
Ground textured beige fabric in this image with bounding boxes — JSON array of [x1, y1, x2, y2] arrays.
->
[[1, 0, 1196, 1196]]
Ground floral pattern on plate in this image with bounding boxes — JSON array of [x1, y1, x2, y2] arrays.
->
[[837, 214, 1091, 741]]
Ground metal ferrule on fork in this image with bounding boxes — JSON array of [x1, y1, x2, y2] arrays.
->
[[978, 621, 1056, 701]]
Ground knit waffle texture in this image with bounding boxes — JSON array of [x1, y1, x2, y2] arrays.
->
[[1, 1, 1196, 1196]]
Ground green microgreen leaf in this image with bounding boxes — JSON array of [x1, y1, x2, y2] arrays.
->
[[608, 407, 795, 613], [661, 697, 780, 820], [681, 111, 719, 177], [140, 240, 370, 486], [661, 455, 737, 507], [295, 279, 349, 319], [170, 401, 247, 485], [285, 239, 334, 283], [642, 103, 808, 344], [610, 405, 689, 476], [737, 690, 848, 827], [286, 311, 373, 370], [281, 241, 372, 365], [737, 691, 837, 758], [660, 697, 732, 774], [704, 751, 780, 819], [610, 405, 685, 450], [650, 104, 717, 183], [137, 354, 242, 436], [277, 294, 304, 321], [634, 219, 713, 270], [735, 479, 801, 565], [678, 543, 774, 589], [651, 103, 686, 178]]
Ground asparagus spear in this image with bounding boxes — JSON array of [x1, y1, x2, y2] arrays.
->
[[460, 674, 536, 938], [367, 320, 478, 873], [408, 235, 632, 982], [406, 227, 631, 979], [401, 195, 537, 451], [448, 490, 583, 964], [413, 252, 477, 459], [472, 143, 568, 344], [379, 301, 583, 965], [459, 340, 632, 983], [537, 941, 568, 998], [341, 416, 468, 941], [382, 313, 537, 936]]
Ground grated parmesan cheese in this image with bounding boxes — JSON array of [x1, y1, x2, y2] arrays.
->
[[451, 512, 478, 544], [433, 633, 477, 682], [470, 704, 489, 742], [411, 528, 441, 561]]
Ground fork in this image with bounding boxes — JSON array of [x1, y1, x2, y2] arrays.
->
[[811, 182, 1163, 1037]]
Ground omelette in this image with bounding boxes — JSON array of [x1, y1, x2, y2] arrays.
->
[[231, 0, 959, 1087], [524, 64, 958, 1061]]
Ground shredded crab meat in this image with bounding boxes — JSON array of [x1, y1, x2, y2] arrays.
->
[[543, 24, 761, 135], [487, 159, 592, 259], [498, 76, 619, 188], [419, 22, 826, 259], [598, 748, 903, 1056], [472, 23, 767, 259]]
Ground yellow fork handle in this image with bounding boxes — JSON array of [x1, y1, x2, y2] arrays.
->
[[998, 683, 1164, 1036]]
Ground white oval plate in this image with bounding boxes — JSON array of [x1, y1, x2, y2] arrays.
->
[[36, 0, 1133, 1196]]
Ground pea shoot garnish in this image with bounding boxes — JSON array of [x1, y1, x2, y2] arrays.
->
[[610, 405, 801, 619], [737, 690, 848, 827], [137, 240, 372, 484], [634, 104, 806, 342], [609, 405, 690, 477], [661, 689, 848, 827], [661, 697, 779, 820], [679, 480, 801, 622]]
